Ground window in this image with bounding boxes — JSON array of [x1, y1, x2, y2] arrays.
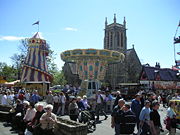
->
[[121, 33, 123, 47], [117, 32, 120, 46], [89, 65, 93, 71], [110, 32, 113, 47]]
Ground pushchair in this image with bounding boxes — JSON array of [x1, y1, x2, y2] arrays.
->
[[78, 109, 96, 132]]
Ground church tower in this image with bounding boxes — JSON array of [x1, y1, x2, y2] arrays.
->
[[104, 14, 127, 52]]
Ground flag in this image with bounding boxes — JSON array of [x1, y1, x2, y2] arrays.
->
[[178, 20, 180, 27], [32, 21, 39, 25]]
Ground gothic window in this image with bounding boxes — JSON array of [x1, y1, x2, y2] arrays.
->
[[107, 32, 109, 48], [121, 33, 123, 47], [110, 32, 113, 47], [117, 32, 120, 46]]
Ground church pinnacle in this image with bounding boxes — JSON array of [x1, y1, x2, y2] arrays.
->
[[114, 14, 116, 23], [123, 16, 126, 28], [105, 17, 108, 27]]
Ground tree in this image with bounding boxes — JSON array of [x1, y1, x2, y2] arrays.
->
[[10, 53, 25, 80], [0, 62, 17, 82], [18, 39, 29, 56], [52, 70, 67, 86]]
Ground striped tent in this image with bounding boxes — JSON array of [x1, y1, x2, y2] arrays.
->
[[21, 32, 52, 83]]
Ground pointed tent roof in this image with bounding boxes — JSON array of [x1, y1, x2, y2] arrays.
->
[[32, 32, 41, 39]]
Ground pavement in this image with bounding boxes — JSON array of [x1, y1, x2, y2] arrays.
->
[[0, 122, 18, 135], [0, 104, 180, 135]]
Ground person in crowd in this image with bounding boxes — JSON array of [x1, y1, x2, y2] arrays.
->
[[150, 101, 163, 135], [52, 93, 59, 114], [18, 89, 25, 94], [161, 93, 167, 107], [147, 93, 155, 110], [76, 96, 85, 111], [158, 94, 161, 104], [28, 103, 45, 135], [40, 104, 57, 135], [23, 102, 36, 122], [1, 91, 8, 105], [14, 91, 19, 101], [139, 100, 151, 135], [68, 97, 79, 121], [103, 91, 113, 113], [111, 99, 125, 135], [8, 99, 24, 129], [0, 91, 3, 104], [120, 103, 136, 135], [30, 90, 40, 104], [113, 91, 122, 108], [21, 102, 36, 134], [46, 91, 54, 104], [96, 90, 108, 121], [172, 93, 180, 100], [57, 92, 66, 116], [140, 92, 146, 108], [166, 101, 177, 135], [25, 90, 30, 101], [18, 92, 25, 102], [82, 95, 90, 110], [7, 91, 14, 106], [131, 94, 142, 130]]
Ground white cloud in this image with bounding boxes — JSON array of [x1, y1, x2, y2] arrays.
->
[[0, 36, 25, 41], [64, 27, 78, 31]]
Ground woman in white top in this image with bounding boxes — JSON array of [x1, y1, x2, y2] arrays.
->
[[167, 101, 176, 135], [23, 102, 36, 122], [82, 95, 90, 109]]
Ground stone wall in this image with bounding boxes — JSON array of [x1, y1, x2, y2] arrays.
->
[[0, 105, 88, 134], [54, 117, 87, 135], [0, 105, 11, 121]]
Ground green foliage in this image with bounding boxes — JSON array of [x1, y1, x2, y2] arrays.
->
[[52, 70, 67, 86], [0, 62, 17, 82]]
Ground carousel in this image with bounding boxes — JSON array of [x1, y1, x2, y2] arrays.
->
[[61, 48, 124, 97]]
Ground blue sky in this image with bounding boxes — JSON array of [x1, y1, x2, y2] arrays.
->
[[0, 0, 180, 70]]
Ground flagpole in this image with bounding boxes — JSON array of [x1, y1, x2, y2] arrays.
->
[[38, 23, 39, 32], [38, 19, 40, 32]]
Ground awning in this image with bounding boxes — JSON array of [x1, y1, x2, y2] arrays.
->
[[4, 80, 20, 86]]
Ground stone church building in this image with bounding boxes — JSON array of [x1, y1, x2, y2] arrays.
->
[[104, 14, 142, 89], [62, 15, 142, 88]]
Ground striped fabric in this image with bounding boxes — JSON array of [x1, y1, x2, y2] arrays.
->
[[21, 33, 52, 83]]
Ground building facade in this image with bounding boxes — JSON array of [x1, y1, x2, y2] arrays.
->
[[104, 15, 142, 89], [140, 63, 180, 93]]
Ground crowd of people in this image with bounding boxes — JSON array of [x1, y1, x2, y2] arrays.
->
[[111, 91, 180, 135], [0, 86, 179, 135]]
